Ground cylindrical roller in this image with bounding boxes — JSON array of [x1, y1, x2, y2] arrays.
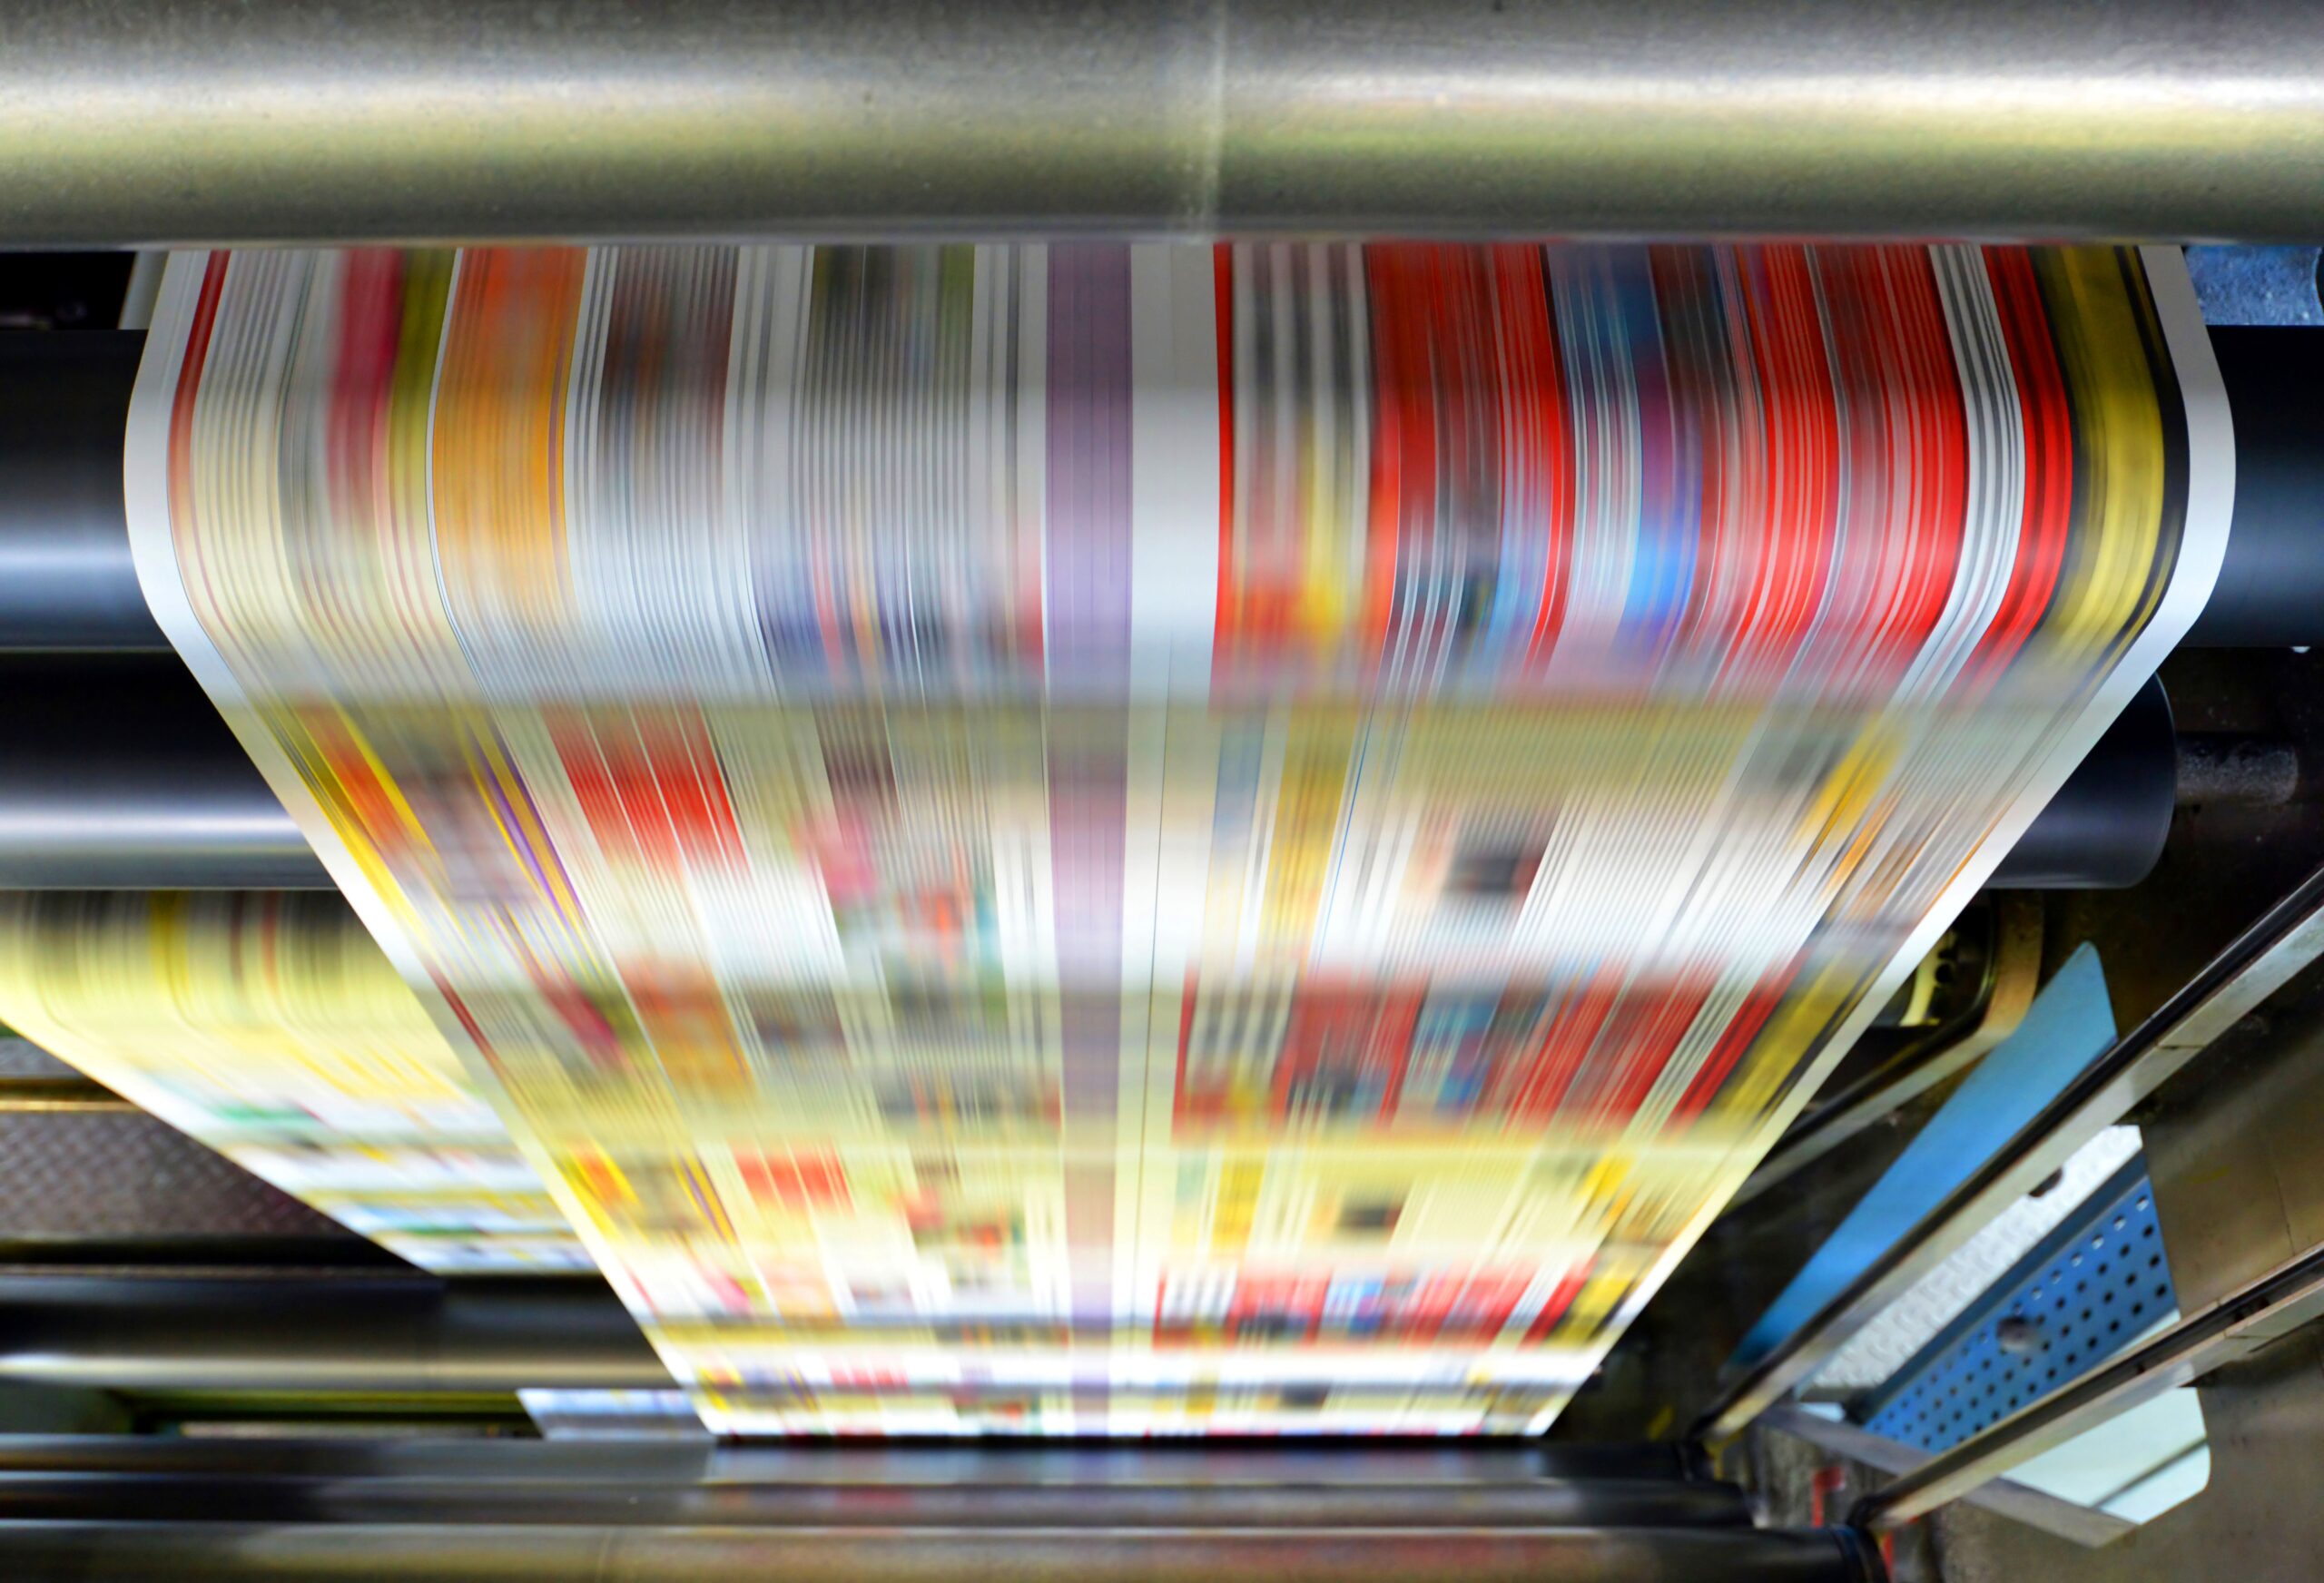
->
[[1, 327, 2317, 654], [2185, 328, 2324, 647], [0, 1273, 665, 1393], [0, 1447, 1752, 1528], [0, 0, 2319, 244], [0, 1524, 1881, 1583], [1986, 676, 2176, 890], [0, 332, 163, 650], [0, 660, 2191, 890], [0, 1435, 1709, 1485], [0, 656, 327, 888]]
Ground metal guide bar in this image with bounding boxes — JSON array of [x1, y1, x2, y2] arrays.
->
[[1691, 860, 2324, 1440], [1851, 1235, 2324, 1528]]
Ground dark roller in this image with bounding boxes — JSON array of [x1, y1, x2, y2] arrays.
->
[[0, 1522, 1882, 1582], [0, 1272, 663, 1394], [0, 327, 2315, 653], [0, 655, 328, 889], [0, 331, 163, 650], [1987, 676, 2176, 890], [0, 323, 2304, 890], [2186, 328, 2324, 648]]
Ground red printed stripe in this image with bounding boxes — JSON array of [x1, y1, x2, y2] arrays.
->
[[1489, 245, 1573, 666], [1975, 247, 2074, 672], [1669, 981, 1788, 1123], [1732, 246, 1841, 665]]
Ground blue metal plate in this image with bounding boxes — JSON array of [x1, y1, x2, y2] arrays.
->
[[1861, 1158, 2177, 1454]]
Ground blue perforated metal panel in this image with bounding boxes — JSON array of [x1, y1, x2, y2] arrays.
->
[[1861, 1159, 2176, 1454]]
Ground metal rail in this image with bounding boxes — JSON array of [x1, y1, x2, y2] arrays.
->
[[0, 1436, 1709, 1484], [0, 1523, 1882, 1581], [0, 1, 2319, 244], [1762, 1405, 2132, 1549], [0, 1076, 129, 1113], [1852, 1237, 2324, 1528], [0, 1461, 1755, 1529], [0, 1438, 1884, 1581], [0, 1273, 666, 1393], [1692, 859, 2324, 1441]]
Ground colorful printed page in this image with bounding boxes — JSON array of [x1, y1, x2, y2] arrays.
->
[[0, 891, 588, 1273], [125, 243, 2226, 1433]]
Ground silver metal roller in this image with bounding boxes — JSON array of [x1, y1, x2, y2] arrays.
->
[[0, 0, 2319, 244]]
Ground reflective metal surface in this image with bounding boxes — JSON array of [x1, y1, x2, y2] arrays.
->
[[0, 1275, 665, 1393], [0, 1438, 1881, 1581], [1853, 1236, 2324, 1528], [1692, 859, 2324, 1440], [0, 333, 162, 649], [0, 0, 2319, 243], [0, 1523, 1881, 1582], [0, 661, 2193, 892], [0, 1437, 1706, 1484], [1762, 1404, 2133, 1549], [0, 659, 328, 889]]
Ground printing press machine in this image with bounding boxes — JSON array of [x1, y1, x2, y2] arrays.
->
[[1, 5, 2323, 1579]]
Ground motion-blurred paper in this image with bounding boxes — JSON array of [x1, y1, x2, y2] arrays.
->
[[108, 242, 2224, 1433], [0, 891, 587, 1273]]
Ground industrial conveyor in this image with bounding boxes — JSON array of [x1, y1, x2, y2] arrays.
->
[[2, 5, 2324, 1581]]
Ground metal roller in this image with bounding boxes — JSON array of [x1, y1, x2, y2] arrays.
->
[[1988, 674, 2175, 890], [0, 1524, 1882, 1582], [0, 328, 2311, 890], [0, 0, 2319, 243], [0, 1273, 665, 1394], [0, 332, 160, 650], [0, 657, 327, 889], [0, 1434, 1709, 1483], [2185, 328, 2324, 647], [0, 1435, 1874, 1580], [6, 328, 2321, 654], [0, 660, 2201, 890], [0, 1444, 1758, 1529]]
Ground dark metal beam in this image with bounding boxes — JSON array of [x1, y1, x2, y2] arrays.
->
[[0, 1523, 1883, 1581], [0, 1436, 1882, 1579], [0, 1435, 1709, 1485], [0, 1464, 1757, 1530], [0, 1273, 666, 1393]]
